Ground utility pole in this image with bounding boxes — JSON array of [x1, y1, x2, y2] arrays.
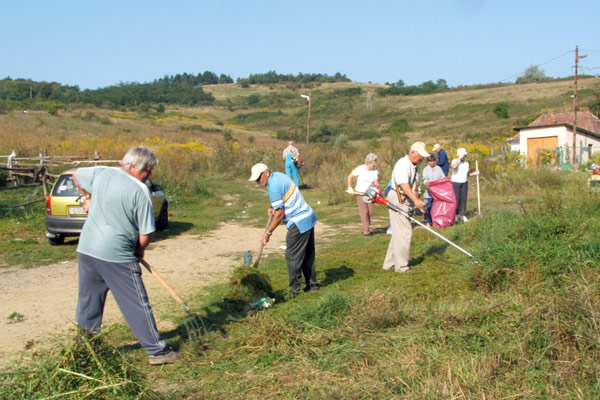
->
[[572, 45, 579, 165]]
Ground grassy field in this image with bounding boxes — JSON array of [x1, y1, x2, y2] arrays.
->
[[1, 79, 600, 398]]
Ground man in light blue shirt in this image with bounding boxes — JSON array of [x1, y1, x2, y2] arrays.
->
[[73, 146, 177, 365], [249, 163, 318, 294]]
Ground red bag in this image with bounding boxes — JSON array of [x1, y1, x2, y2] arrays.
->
[[427, 177, 456, 228]]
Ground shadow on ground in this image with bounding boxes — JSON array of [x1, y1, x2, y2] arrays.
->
[[153, 221, 194, 242]]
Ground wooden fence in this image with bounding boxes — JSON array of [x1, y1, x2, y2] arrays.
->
[[0, 150, 119, 209]]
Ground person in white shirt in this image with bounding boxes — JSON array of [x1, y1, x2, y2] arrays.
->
[[382, 142, 429, 273], [347, 153, 379, 236], [450, 148, 478, 223]]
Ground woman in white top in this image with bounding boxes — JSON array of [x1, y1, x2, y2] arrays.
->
[[347, 153, 379, 236], [450, 148, 478, 222]]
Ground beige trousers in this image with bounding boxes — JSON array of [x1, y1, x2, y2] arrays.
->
[[382, 190, 413, 271], [356, 195, 374, 235]]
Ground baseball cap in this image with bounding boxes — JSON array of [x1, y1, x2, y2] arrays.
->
[[433, 143, 441, 151], [249, 163, 269, 181], [410, 142, 430, 158], [457, 148, 468, 157]]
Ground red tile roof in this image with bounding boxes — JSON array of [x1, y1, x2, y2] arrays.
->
[[528, 111, 600, 134]]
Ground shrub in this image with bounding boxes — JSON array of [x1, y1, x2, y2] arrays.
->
[[493, 102, 509, 119], [247, 94, 260, 105], [333, 133, 350, 149]]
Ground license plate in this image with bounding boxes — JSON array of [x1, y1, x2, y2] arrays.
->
[[68, 206, 87, 216]]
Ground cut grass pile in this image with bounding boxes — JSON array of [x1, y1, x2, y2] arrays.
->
[[0, 329, 160, 399]]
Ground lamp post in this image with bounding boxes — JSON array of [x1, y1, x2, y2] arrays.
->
[[301, 93, 311, 145]]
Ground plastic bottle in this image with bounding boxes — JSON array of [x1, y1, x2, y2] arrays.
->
[[244, 250, 252, 265]]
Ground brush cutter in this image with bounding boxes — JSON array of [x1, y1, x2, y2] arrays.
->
[[361, 184, 474, 258], [254, 214, 274, 268], [139, 258, 206, 339]]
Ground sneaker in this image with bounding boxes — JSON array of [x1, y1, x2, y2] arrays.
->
[[149, 349, 179, 365], [462, 215, 469, 223], [395, 266, 411, 273]]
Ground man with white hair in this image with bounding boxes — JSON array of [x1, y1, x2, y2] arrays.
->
[[249, 162, 318, 294], [72, 146, 177, 365], [382, 142, 429, 273], [282, 140, 303, 186], [433, 143, 450, 176]]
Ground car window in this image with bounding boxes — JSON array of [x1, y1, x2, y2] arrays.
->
[[52, 175, 79, 196]]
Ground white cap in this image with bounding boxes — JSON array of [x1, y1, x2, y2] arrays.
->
[[457, 148, 468, 157], [433, 143, 441, 151], [410, 141, 430, 157], [249, 163, 269, 181]]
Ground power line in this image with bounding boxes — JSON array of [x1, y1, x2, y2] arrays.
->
[[499, 49, 573, 83]]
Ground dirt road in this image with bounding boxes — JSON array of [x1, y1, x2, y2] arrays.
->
[[0, 222, 329, 369]]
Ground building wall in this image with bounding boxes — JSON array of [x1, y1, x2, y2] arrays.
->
[[518, 126, 600, 164]]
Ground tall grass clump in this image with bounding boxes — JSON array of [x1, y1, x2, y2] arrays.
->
[[293, 289, 350, 329], [470, 172, 600, 290], [0, 331, 158, 399]]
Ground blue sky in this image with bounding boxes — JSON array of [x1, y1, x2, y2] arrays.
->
[[2, 0, 599, 90]]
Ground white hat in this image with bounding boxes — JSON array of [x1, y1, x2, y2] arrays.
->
[[457, 148, 468, 157], [433, 143, 441, 151], [249, 163, 269, 181], [410, 141, 430, 157]]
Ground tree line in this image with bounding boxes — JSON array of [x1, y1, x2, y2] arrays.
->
[[237, 71, 351, 87], [0, 70, 354, 111], [378, 79, 449, 96]]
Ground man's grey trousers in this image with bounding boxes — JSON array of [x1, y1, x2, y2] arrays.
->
[[75, 253, 167, 356]]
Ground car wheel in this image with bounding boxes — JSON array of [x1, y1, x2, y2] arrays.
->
[[48, 235, 65, 246], [156, 202, 168, 231]]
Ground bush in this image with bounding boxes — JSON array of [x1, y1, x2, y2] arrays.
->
[[493, 102, 509, 119], [386, 118, 410, 136], [247, 94, 260, 105]]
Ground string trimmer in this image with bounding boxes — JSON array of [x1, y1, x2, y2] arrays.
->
[[361, 184, 473, 258], [139, 258, 206, 340]]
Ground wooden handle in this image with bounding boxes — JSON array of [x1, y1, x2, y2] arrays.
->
[[253, 214, 274, 268], [139, 258, 190, 312]]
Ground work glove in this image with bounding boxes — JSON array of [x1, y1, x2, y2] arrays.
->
[[347, 187, 354, 194]]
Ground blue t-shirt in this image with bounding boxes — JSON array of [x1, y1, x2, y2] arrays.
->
[[267, 172, 316, 233], [76, 167, 155, 263], [437, 149, 450, 175]]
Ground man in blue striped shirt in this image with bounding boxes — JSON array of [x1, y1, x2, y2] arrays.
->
[[249, 163, 318, 294]]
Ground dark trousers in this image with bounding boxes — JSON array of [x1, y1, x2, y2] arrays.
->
[[285, 225, 317, 293], [452, 181, 469, 216], [75, 253, 167, 355], [424, 197, 433, 223]]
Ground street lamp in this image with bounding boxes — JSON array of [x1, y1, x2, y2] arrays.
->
[[301, 93, 311, 145]]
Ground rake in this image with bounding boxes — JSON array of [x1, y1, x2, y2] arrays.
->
[[139, 258, 206, 340]]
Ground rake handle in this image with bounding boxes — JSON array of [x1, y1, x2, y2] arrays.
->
[[253, 214, 274, 268], [139, 258, 191, 312]]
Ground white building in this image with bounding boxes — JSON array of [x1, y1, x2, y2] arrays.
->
[[512, 111, 600, 165]]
